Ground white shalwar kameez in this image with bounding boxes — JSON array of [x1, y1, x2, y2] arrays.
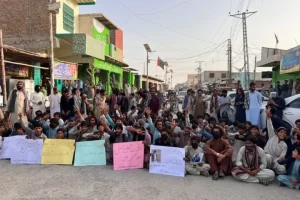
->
[[49, 93, 62, 118], [246, 91, 262, 127], [31, 92, 45, 118]]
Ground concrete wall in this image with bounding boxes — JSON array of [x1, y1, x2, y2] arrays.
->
[[0, 0, 53, 51], [56, 0, 80, 34]]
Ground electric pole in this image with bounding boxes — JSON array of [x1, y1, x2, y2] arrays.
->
[[230, 11, 257, 89], [253, 56, 257, 81], [227, 39, 232, 86], [196, 61, 204, 89]]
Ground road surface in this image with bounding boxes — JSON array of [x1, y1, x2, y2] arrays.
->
[[0, 160, 298, 200]]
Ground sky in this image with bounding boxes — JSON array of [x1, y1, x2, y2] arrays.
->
[[80, 0, 300, 88]]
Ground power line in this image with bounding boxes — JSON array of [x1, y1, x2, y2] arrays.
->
[[135, 0, 191, 15], [114, 0, 215, 44]]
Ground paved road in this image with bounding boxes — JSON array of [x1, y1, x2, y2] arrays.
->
[[0, 160, 299, 200]]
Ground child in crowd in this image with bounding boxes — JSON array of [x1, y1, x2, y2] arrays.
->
[[277, 147, 300, 190], [53, 112, 64, 128], [18, 113, 47, 140], [56, 128, 65, 139]]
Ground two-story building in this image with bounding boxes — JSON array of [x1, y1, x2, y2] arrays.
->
[[0, 0, 136, 94]]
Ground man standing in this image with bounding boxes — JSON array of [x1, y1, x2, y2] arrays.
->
[[49, 87, 62, 118], [148, 87, 160, 116], [30, 85, 45, 119], [276, 81, 282, 97], [244, 82, 262, 126], [60, 90, 75, 120], [268, 91, 286, 119], [182, 89, 191, 111], [218, 90, 233, 122], [6, 81, 30, 127], [295, 79, 300, 94], [209, 89, 219, 121], [281, 80, 289, 98]]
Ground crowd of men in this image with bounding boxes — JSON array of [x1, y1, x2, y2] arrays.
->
[[0, 80, 299, 190]]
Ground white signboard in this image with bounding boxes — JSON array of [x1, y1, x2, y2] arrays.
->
[[11, 139, 43, 165], [0, 135, 27, 159], [149, 145, 185, 177]]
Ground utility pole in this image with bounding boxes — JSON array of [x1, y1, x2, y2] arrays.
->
[[143, 44, 152, 90], [253, 56, 257, 81], [48, 0, 55, 88], [195, 61, 204, 88], [230, 11, 257, 89], [170, 69, 173, 89], [227, 39, 232, 86], [0, 30, 7, 107]]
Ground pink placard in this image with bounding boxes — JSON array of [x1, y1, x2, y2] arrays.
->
[[113, 141, 144, 170]]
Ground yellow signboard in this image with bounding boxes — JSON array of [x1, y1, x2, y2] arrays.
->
[[41, 139, 75, 165]]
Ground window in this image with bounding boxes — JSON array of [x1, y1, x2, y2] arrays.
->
[[209, 73, 214, 78], [63, 3, 74, 33], [221, 73, 227, 78], [287, 98, 300, 108]]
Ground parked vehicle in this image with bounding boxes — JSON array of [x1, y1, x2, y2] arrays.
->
[[177, 90, 187, 104], [260, 94, 300, 129]]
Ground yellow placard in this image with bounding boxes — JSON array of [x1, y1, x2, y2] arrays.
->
[[41, 139, 75, 165]]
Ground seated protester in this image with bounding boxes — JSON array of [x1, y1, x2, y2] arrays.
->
[[0, 123, 11, 137], [264, 109, 287, 175], [63, 117, 78, 138], [205, 117, 217, 133], [286, 131, 300, 159], [87, 116, 98, 132], [95, 122, 110, 143], [107, 124, 128, 164], [56, 128, 65, 139], [42, 118, 59, 139], [232, 135, 275, 186], [53, 112, 64, 128], [176, 111, 185, 130], [9, 122, 23, 136], [164, 113, 174, 128], [205, 126, 234, 180], [245, 121, 252, 133], [204, 113, 210, 121], [75, 121, 99, 142], [185, 136, 211, 177], [228, 123, 247, 163], [154, 129, 176, 147], [277, 147, 300, 190], [229, 121, 240, 134], [18, 113, 47, 140], [145, 108, 163, 144], [218, 118, 227, 130], [246, 125, 267, 149], [127, 106, 138, 119], [127, 122, 151, 145], [175, 124, 197, 148], [105, 113, 129, 138]]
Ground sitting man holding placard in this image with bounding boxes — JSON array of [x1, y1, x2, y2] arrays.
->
[[18, 113, 47, 140], [185, 136, 210, 177]]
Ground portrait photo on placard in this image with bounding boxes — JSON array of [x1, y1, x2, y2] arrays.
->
[[151, 149, 161, 163]]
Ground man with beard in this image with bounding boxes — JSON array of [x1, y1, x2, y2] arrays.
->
[[6, 81, 30, 128], [30, 85, 45, 119], [49, 87, 61, 118], [232, 135, 275, 186], [185, 136, 211, 176], [205, 126, 234, 180]]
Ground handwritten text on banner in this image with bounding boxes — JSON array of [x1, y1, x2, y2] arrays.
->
[[11, 139, 43, 164], [41, 139, 75, 165], [74, 140, 106, 166], [0, 135, 27, 159], [149, 145, 185, 177], [113, 141, 144, 170]]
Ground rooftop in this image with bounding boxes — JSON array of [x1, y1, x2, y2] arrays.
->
[[80, 13, 119, 30]]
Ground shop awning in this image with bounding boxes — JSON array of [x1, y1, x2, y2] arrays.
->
[[105, 55, 128, 68]]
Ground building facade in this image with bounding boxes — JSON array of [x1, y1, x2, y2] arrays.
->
[[187, 74, 198, 89], [200, 70, 238, 86], [0, 0, 136, 94]]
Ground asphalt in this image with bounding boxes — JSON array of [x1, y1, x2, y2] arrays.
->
[[0, 160, 299, 200]]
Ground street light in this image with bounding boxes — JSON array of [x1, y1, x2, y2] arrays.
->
[[144, 44, 152, 90]]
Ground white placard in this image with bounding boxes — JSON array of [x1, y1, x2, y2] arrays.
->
[[149, 145, 185, 177], [0, 95, 3, 107], [11, 139, 43, 164], [0, 135, 27, 159]]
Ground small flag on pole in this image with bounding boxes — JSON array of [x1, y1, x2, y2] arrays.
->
[[274, 33, 279, 44], [157, 57, 165, 70]]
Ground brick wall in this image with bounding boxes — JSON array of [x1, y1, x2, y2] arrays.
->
[[0, 0, 56, 51]]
